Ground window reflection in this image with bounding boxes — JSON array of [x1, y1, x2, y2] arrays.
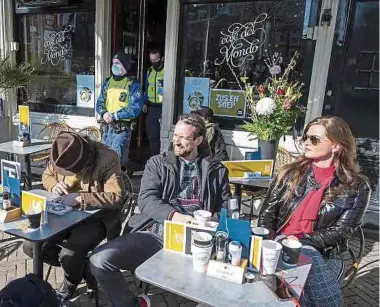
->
[[19, 12, 95, 112], [179, 0, 317, 129]]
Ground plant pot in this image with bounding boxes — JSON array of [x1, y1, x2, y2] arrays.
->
[[258, 139, 279, 160]]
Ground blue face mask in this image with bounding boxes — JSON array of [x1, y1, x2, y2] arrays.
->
[[111, 64, 125, 76]]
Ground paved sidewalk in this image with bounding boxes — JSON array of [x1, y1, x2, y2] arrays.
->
[[1, 230, 378, 306]]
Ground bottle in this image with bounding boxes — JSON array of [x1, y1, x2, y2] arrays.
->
[[2, 190, 11, 210], [215, 231, 228, 262], [228, 241, 242, 266], [228, 197, 240, 219]]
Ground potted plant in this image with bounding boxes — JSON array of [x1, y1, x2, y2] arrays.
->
[[0, 57, 34, 94], [241, 52, 305, 160]]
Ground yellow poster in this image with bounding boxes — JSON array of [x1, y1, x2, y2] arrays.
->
[[21, 191, 46, 215], [164, 220, 186, 253], [0, 185, 2, 193], [19, 105, 30, 127], [223, 160, 274, 178]]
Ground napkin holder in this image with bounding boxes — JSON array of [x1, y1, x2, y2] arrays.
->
[[0, 206, 21, 223], [207, 258, 248, 284]]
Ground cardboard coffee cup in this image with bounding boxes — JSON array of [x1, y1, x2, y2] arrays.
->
[[26, 211, 42, 229], [261, 240, 282, 275], [281, 239, 302, 265], [251, 227, 270, 239], [193, 210, 212, 226], [191, 231, 214, 273]]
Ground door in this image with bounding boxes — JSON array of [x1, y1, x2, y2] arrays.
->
[[112, 0, 167, 169], [323, 0, 379, 226]]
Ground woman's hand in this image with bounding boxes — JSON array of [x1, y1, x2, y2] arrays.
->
[[287, 235, 299, 241]]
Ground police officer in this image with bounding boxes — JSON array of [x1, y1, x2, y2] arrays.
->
[[96, 52, 143, 168], [143, 49, 164, 156]]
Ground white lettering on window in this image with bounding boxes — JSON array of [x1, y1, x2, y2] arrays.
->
[[41, 24, 73, 66], [215, 13, 267, 68]]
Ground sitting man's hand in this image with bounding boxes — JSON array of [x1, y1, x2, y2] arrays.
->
[[103, 112, 114, 124], [52, 181, 69, 195], [142, 104, 148, 113], [56, 193, 81, 207], [171, 212, 194, 224]]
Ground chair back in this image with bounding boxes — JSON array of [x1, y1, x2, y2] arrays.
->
[[36, 122, 74, 142], [274, 146, 297, 173], [78, 126, 102, 142], [120, 172, 137, 225]]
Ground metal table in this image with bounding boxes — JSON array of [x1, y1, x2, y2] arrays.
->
[[0, 190, 99, 278], [136, 250, 312, 307], [0, 139, 52, 190]]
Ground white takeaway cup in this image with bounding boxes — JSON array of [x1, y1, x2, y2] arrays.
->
[[261, 240, 283, 275], [191, 232, 214, 273], [193, 210, 212, 226]]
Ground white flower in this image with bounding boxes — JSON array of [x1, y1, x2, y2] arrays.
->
[[256, 97, 276, 116]]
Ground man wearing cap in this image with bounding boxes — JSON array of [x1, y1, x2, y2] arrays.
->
[[96, 52, 144, 169], [22, 131, 124, 301]]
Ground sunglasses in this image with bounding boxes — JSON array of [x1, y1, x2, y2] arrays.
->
[[300, 134, 323, 146]]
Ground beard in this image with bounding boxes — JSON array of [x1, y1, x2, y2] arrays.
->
[[173, 144, 192, 157]]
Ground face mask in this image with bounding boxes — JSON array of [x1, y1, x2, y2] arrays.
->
[[111, 63, 126, 76], [151, 60, 162, 70]]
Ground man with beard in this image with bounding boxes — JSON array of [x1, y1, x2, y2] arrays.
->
[[89, 114, 231, 307]]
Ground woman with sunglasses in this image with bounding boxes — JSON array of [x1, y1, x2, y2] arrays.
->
[[258, 116, 371, 307]]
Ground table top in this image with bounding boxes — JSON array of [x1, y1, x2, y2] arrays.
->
[[0, 139, 51, 155], [229, 177, 273, 188], [136, 250, 312, 307], [1, 190, 99, 242]]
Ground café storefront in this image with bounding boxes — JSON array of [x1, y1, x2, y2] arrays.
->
[[0, 0, 378, 225]]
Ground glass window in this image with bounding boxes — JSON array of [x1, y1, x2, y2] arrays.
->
[[18, 11, 95, 115], [176, 0, 319, 130]]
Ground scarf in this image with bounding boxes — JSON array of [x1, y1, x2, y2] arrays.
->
[[282, 164, 336, 236]]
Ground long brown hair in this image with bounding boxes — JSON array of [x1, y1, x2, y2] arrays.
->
[[277, 116, 365, 200]]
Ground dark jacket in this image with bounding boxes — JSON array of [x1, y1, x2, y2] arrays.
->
[[205, 121, 229, 161], [258, 167, 371, 255], [131, 148, 231, 229]]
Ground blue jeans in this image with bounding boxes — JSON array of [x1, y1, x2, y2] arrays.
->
[[102, 126, 131, 166], [90, 232, 162, 307], [300, 246, 344, 307]]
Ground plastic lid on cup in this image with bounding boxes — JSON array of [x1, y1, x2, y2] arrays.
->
[[244, 272, 255, 283], [192, 231, 213, 246]]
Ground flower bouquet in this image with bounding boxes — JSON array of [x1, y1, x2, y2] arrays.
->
[[241, 52, 306, 142]]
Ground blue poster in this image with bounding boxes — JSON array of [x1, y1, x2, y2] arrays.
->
[[183, 77, 210, 114], [76, 74, 95, 108], [1, 160, 21, 207]]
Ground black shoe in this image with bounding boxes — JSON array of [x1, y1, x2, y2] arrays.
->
[[56, 280, 77, 301], [83, 263, 97, 296]]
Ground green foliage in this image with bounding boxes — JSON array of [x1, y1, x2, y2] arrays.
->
[[0, 57, 34, 93], [241, 52, 306, 141]]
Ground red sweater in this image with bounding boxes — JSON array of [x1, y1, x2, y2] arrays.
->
[[282, 164, 336, 237]]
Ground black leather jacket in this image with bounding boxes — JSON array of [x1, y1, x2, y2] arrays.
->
[[258, 167, 371, 255]]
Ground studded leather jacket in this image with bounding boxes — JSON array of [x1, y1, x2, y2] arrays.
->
[[258, 167, 371, 255]]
